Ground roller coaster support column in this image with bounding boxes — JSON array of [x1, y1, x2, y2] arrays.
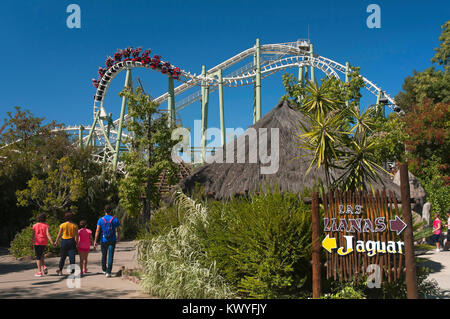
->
[[218, 69, 225, 147], [254, 38, 262, 123], [168, 76, 175, 127], [201, 65, 209, 163], [298, 65, 305, 103], [345, 62, 350, 107], [86, 111, 99, 147], [78, 125, 84, 149], [309, 43, 315, 83], [376, 90, 385, 117], [113, 68, 132, 170], [103, 113, 112, 164], [299, 65, 304, 84]]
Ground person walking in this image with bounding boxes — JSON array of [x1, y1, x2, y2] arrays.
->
[[54, 212, 79, 275], [93, 205, 120, 278], [31, 213, 54, 277], [443, 211, 450, 250], [432, 213, 442, 252], [78, 220, 93, 275]]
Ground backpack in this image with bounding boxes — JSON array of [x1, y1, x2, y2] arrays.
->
[[102, 216, 116, 241]]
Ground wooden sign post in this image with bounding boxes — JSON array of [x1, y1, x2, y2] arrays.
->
[[399, 163, 418, 299], [311, 171, 418, 298], [311, 191, 321, 298]]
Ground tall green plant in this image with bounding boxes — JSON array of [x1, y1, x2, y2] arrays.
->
[[285, 69, 388, 191], [137, 191, 235, 298], [296, 109, 349, 186], [16, 157, 84, 217], [199, 189, 313, 298], [118, 87, 180, 222]]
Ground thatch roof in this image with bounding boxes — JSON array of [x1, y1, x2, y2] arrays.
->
[[180, 100, 402, 200]]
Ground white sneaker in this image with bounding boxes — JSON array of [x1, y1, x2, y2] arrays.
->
[[106, 273, 112, 278], [436, 248, 441, 252]]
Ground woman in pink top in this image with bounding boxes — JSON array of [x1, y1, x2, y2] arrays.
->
[[432, 213, 442, 252], [78, 220, 93, 275], [31, 213, 54, 277]]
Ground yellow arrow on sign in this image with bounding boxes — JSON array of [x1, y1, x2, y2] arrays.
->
[[322, 234, 337, 253]]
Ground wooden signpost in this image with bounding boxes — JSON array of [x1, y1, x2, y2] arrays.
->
[[311, 163, 418, 299]]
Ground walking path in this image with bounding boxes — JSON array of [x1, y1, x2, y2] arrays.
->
[[0, 241, 153, 299], [419, 248, 450, 298], [1, 240, 450, 299]]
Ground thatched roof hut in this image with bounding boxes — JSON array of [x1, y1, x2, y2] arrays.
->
[[180, 100, 402, 200]]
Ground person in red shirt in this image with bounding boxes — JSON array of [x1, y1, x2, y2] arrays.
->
[[31, 213, 54, 277], [432, 213, 442, 252]]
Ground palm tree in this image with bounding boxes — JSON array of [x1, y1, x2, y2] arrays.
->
[[302, 80, 343, 120], [296, 107, 350, 187], [290, 76, 388, 191], [335, 132, 387, 191]]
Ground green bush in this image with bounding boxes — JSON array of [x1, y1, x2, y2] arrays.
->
[[321, 286, 366, 299], [113, 205, 140, 241], [197, 189, 313, 299], [137, 192, 235, 299], [136, 203, 187, 241], [9, 216, 60, 258], [322, 264, 440, 299]]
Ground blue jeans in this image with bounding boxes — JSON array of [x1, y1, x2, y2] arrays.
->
[[101, 241, 116, 274], [59, 238, 76, 271]]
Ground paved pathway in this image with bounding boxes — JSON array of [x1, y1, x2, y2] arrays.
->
[[0, 241, 153, 299], [418, 247, 450, 298]]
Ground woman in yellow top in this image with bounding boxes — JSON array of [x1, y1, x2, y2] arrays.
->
[[54, 212, 79, 275]]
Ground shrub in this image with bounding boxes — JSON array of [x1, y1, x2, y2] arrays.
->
[[322, 264, 440, 299], [113, 205, 140, 240], [198, 189, 313, 299], [136, 202, 187, 241], [321, 285, 366, 299], [9, 216, 60, 258], [137, 192, 235, 299]]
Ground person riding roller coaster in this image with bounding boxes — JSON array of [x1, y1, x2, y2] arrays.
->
[[92, 78, 100, 88], [171, 67, 181, 79], [140, 49, 151, 65], [113, 49, 123, 63], [105, 56, 114, 69], [98, 67, 106, 78], [131, 47, 142, 61], [161, 61, 171, 74], [122, 47, 132, 61]]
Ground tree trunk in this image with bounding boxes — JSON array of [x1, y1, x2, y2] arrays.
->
[[145, 114, 152, 230]]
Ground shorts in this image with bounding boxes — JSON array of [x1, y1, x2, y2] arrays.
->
[[432, 234, 441, 243], [78, 247, 90, 253], [34, 245, 46, 260]]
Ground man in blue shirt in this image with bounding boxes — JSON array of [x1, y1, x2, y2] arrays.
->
[[93, 205, 121, 277]]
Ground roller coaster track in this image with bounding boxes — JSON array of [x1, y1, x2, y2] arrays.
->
[[93, 41, 396, 133], [1, 40, 400, 173]]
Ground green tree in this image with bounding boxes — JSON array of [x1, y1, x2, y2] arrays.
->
[[419, 156, 450, 216], [395, 67, 450, 113], [118, 87, 180, 223], [284, 68, 388, 191], [396, 21, 450, 113], [431, 21, 450, 68], [402, 99, 449, 181], [0, 107, 70, 245], [296, 107, 349, 186], [372, 113, 408, 166], [16, 157, 84, 217]]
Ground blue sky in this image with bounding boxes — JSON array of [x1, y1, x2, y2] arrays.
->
[[0, 0, 448, 148]]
